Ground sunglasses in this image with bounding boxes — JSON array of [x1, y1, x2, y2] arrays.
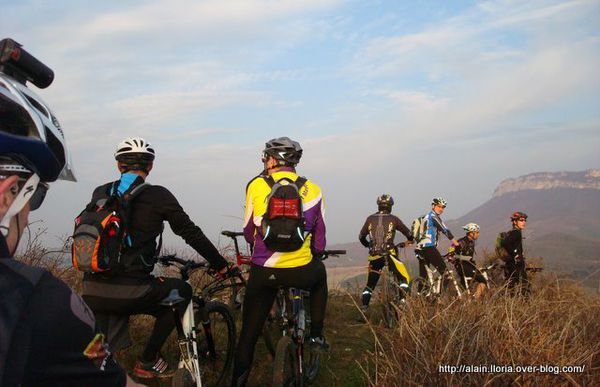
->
[[14, 175, 49, 211], [517, 218, 527, 222]]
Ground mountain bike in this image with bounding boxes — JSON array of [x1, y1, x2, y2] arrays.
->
[[220, 230, 252, 307], [411, 251, 463, 300], [219, 230, 279, 358], [271, 249, 346, 387], [378, 242, 411, 329], [158, 255, 237, 387]]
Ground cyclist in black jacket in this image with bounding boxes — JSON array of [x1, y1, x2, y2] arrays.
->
[[358, 194, 413, 310], [449, 223, 487, 299], [0, 41, 132, 386], [500, 211, 530, 295], [81, 137, 232, 379]]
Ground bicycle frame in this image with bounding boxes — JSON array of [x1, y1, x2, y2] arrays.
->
[[416, 253, 463, 298], [173, 295, 202, 386], [278, 287, 311, 382]]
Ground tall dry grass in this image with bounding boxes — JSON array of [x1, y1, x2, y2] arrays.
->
[[361, 275, 600, 386]]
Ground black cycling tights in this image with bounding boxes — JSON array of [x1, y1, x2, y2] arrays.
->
[[362, 256, 408, 307], [84, 277, 192, 362], [416, 246, 448, 279], [232, 259, 328, 386]]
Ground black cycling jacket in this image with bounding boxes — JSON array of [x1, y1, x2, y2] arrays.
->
[[454, 236, 476, 258], [84, 180, 228, 282], [501, 228, 524, 261], [359, 212, 413, 254], [0, 237, 125, 387]]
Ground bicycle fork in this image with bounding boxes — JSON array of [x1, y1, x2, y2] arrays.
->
[[171, 299, 202, 386]]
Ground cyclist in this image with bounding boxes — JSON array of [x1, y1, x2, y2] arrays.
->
[[0, 42, 132, 386], [358, 194, 413, 311], [448, 223, 487, 299], [232, 137, 327, 386], [499, 211, 530, 295], [81, 137, 233, 378], [415, 197, 459, 286]]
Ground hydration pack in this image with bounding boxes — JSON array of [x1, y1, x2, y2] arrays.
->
[[495, 231, 509, 259], [261, 176, 307, 252], [411, 215, 428, 242], [369, 216, 392, 256], [71, 182, 149, 273]]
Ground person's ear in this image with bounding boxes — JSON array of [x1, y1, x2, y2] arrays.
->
[[117, 161, 126, 173], [0, 176, 20, 213]]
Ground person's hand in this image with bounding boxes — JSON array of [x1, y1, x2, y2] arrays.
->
[[451, 239, 460, 247]]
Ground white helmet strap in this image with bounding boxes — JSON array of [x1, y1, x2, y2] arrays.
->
[[0, 173, 39, 237]]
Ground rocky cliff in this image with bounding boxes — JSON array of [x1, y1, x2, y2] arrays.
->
[[492, 169, 600, 198]]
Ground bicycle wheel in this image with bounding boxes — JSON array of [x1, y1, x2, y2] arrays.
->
[[381, 278, 401, 329], [272, 336, 297, 387], [195, 301, 236, 387], [410, 277, 431, 297], [303, 343, 321, 384], [171, 368, 195, 387]]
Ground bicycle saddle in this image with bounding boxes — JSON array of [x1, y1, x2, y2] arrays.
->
[[160, 289, 186, 306], [222, 230, 244, 237]]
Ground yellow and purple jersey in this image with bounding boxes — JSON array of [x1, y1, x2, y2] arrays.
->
[[243, 170, 326, 268]]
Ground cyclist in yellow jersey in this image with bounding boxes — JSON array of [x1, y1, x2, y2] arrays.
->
[[232, 137, 327, 386]]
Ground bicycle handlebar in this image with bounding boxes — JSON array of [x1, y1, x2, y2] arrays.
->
[[158, 255, 208, 270], [322, 249, 346, 259]]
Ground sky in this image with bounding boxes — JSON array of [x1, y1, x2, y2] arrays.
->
[[3, 0, 599, 251]]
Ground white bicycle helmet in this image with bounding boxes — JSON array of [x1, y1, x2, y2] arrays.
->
[[115, 137, 155, 160], [462, 223, 480, 233], [432, 197, 447, 207], [0, 71, 76, 182]]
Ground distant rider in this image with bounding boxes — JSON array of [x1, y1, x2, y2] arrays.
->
[[358, 194, 413, 311], [448, 223, 487, 298], [415, 197, 459, 284], [499, 211, 530, 295]]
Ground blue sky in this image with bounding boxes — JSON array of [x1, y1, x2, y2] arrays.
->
[[3, 0, 599, 250]]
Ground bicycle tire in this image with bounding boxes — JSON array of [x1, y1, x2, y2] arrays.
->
[[381, 277, 401, 329], [410, 277, 432, 298], [195, 301, 236, 387], [303, 343, 321, 384], [272, 336, 297, 387], [171, 368, 195, 387]]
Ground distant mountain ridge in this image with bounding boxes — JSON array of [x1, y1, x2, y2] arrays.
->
[[493, 169, 600, 198]]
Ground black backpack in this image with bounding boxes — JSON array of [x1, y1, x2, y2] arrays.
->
[[261, 176, 307, 252], [71, 182, 149, 273]]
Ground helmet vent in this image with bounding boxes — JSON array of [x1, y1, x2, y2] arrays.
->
[[44, 125, 65, 166], [24, 94, 49, 119]]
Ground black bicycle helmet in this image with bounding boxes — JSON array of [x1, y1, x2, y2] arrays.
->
[[262, 137, 303, 166], [376, 194, 394, 207]]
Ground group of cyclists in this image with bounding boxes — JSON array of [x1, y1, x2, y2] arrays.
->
[[358, 194, 531, 310], [0, 39, 531, 387]]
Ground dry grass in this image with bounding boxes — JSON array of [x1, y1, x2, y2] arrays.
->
[[362, 275, 600, 386]]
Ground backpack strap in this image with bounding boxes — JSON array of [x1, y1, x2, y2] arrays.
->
[[262, 175, 276, 188], [262, 175, 307, 189], [294, 176, 307, 190], [119, 183, 150, 247]]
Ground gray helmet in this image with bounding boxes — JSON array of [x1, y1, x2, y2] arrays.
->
[[263, 137, 302, 165]]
